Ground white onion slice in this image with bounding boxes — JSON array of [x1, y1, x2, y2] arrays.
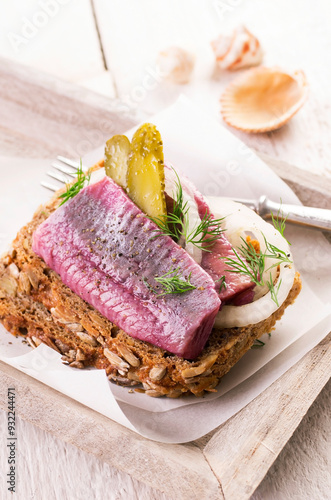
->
[[89, 168, 106, 184], [206, 197, 295, 328], [164, 165, 203, 265]]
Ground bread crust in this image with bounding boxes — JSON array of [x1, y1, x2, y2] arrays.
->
[[0, 162, 302, 397]]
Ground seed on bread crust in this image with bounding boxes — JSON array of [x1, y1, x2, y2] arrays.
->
[[25, 266, 39, 289], [76, 348, 86, 361], [69, 361, 84, 369], [104, 348, 130, 374], [76, 331, 99, 346], [18, 272, 31, 295], [0, 275, 17, 297], [149, 365, 166, 381], [181, 353, 218, 379], [117, 344, 140, 367]]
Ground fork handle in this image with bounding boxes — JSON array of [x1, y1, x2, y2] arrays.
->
[[258, 196, 331, 232]]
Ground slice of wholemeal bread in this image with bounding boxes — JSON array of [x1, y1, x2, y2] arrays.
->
[[0, 161, 302, 397]]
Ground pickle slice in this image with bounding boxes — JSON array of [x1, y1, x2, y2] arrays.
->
[[105, 135, 131, 189], [127, 123, 167, 219]]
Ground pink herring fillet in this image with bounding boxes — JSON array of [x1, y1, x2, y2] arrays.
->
[[193, 190, 255, 304], [32, 177, 220, 359], [165, 165, 255, 305]]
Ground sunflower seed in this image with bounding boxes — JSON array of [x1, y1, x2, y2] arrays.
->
[[117, 344, 140, 367], [76, 348, 86, 361], [96, 335, 106, 346], [88, 310, 109, 330], [104, 348, 129, 374], [18, 272, 31, 295], [54, 339, 69, 353], [145, 390, 164, 398], [25, 267, 39, 289], [8, 263, 19, 279], [166, 389, 183, 399], [51, 306, 78, 324], [69, 361, 84, 369], [181, 353, 218, 379], [108, 374, 139, 386], [32, 336, 42, 347], [76, 331, 98, 346], [127, 371, 141, 382], [0, 275, 17, 297], [26, 337, 37, 348], [149, 366, 166, 381], [66, 322, 84, 333]]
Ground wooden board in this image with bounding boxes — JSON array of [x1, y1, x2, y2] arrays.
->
[[0, 58, 330, 500]]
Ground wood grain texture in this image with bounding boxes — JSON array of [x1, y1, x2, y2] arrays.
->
[[0, 0, 107, 83], [202, 333, 331, 500], [0, 361, 222, 500], [92, 0, 331, 177], [0, 57, 136, 159], [0, 58, 330, 500]]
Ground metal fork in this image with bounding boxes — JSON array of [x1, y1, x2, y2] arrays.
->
[[41, 156, 84, 191], [43, 157, 331, 233], [232, 195, 331, 233]]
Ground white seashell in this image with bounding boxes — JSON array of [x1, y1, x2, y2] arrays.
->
[[220, 67, 308, 133], [211, 25, 263, 71], [157, 46, 195, 84]]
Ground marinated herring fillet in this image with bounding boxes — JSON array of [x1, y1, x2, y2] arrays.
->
[[169, 167, 255, 304], [194, 191, 255, 305], [32, 177, 220, 359]]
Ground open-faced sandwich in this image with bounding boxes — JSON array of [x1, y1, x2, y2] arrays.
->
[[0, 124, 301, 398]]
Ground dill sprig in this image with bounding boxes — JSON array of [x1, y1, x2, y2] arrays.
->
[[251, 339, 265, 349], [151, 168, 224, 251], [144, 267, 196, 298], [184, 211, 225, 251], [150, 168, 188, 240], [223, 234, 292, 306], [215, 275, 227, 292], [266, 273, 282, 307], [270, 199, 291, 245], [58, 160, 91, 206]]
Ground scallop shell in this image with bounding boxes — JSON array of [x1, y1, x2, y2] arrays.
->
[[220, 67, 308, 133], [157, 47, 195, 84], [211, 25, 263, 71]]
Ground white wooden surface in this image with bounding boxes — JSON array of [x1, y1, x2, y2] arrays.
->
[[0, 1, 330, 499]]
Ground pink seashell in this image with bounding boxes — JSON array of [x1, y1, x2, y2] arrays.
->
[[211, 25, 263, 71]]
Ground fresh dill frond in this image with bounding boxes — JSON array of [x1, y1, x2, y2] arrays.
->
[[172, 168, 189, 222], [270, 199, 291, 245], [251, 339, 265, 349], [215, 275, 227, 292], [58, 160, 91, 206], [266, 273, 282, 307], [184, 211, 225, 251], [144, 267, 196, 298], [151, 168, 225, 251], [150, 212, 183, 240], [223, 234, 292, 306], [222, 237, 265, 286], [150, 168, 188, 241]]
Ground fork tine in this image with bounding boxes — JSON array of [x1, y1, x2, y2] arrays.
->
[[56, 156, 81, 169], [51, 163, 77, 177], [47, 171, 69, 184], [41, 181, 58, 192]]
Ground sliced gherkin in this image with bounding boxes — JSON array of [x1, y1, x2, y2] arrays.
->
[[126, 123, 167, 219], [104, 135, 131, 190]]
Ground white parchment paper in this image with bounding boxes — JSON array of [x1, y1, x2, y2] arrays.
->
[[1, 97, 330, 442]]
